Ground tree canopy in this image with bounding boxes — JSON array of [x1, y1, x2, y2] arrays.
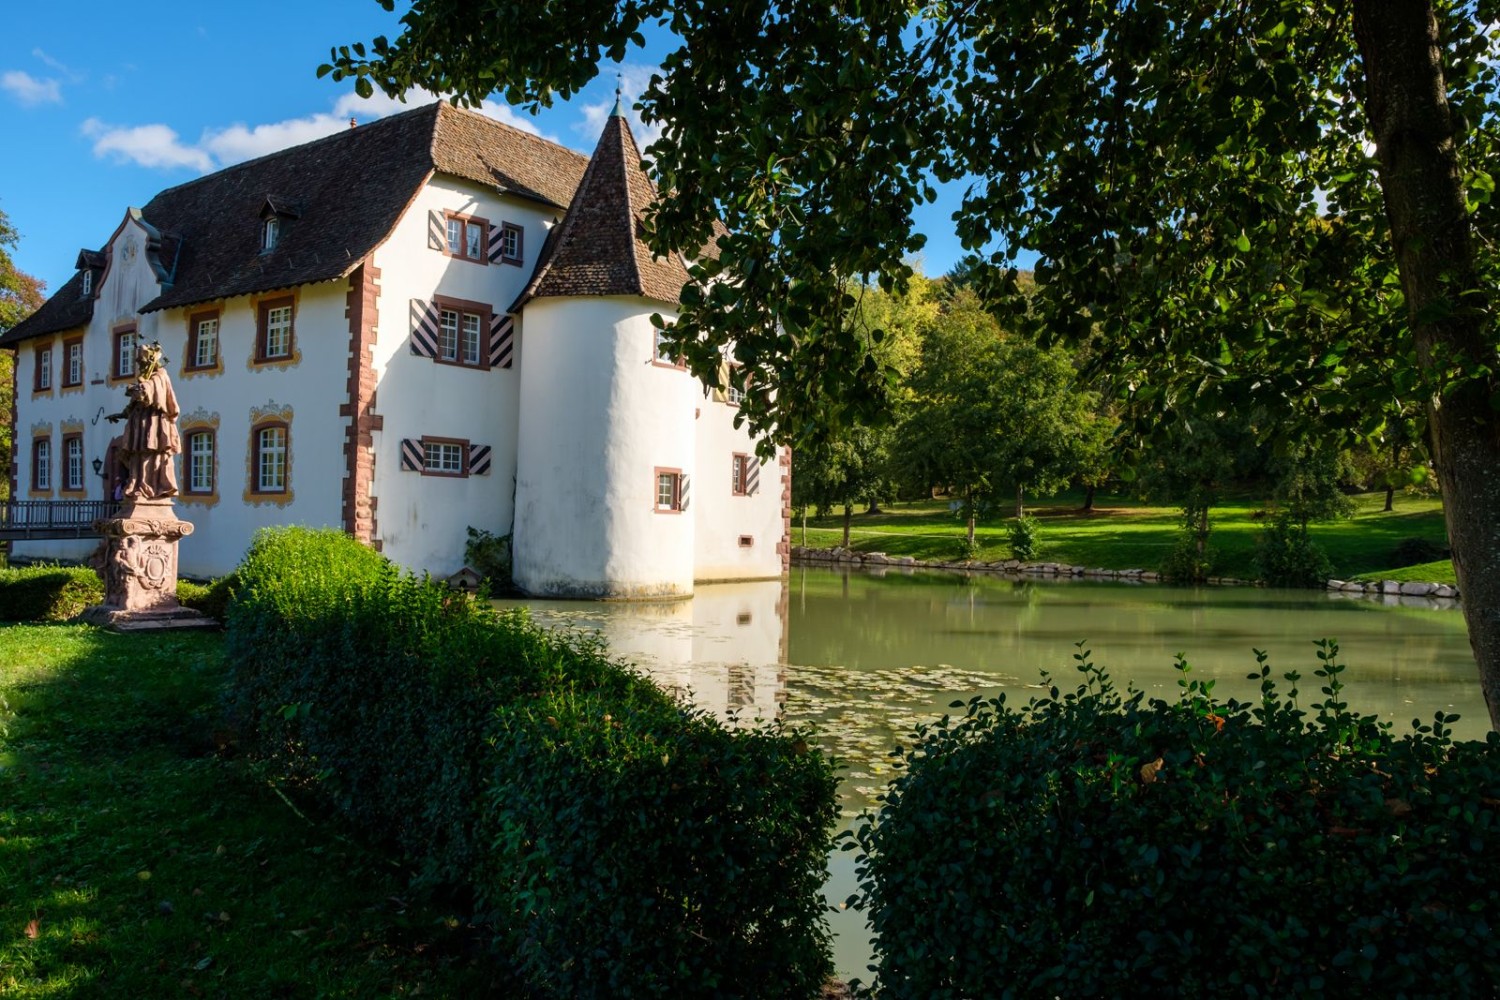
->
[[0, 207, 45, 500], [327, 2, 1500, 724]]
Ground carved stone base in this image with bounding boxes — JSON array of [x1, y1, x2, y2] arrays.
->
[[82, 498, 198, 623], [77, 604, 217, 632]]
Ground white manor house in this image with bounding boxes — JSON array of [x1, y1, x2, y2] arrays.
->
[[2, 102, 789, 597]]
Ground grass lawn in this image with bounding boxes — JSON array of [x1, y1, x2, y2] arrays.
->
[[0, 625, 524, 999], [793, 490, 1455, 584]]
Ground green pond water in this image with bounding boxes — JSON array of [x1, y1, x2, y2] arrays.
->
[[498, 565, 1482, 980]]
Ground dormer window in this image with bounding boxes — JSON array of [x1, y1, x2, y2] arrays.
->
[[81, 269, 92, 297], [258, 195, 299, 255]]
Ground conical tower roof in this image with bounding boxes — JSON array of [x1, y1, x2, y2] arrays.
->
[[514, 109, 690, 308]]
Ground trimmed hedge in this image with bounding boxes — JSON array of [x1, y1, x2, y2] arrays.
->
[[0, 564, 102, 621], [176, 572, 238, 620], [852, 645, 1500, 998], [224, 527, 837, 998]]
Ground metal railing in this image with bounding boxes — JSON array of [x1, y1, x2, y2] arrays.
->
[[0, 499, 120, 540]]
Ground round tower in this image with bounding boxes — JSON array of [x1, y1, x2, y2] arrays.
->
[[510, 109, 699, 597]]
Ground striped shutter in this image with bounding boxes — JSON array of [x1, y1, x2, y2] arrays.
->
[[409, 299, 440, 358], [428, 211, 445, 251], [401, 439, 424, 472], [487, 223, 504, 264], [744, 459, 760, 496], [469, 444, 492, 475], [490, 314, 515, 369], [678, 473, 691, 512]]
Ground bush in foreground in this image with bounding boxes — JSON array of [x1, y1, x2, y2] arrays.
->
[[225, 527, 837, 998], [851, 643, 1500, 998], [0, 563, 101, 620]]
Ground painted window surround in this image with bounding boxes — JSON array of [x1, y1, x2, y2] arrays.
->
[[654, 467, 684, 513], [253, 293, 300, 369]]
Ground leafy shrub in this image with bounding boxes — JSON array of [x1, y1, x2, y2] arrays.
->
[[1160, 529, 1215, 583], [224, 527, 837, 998], [1392, 536, 1449, 567], [953, 536, 980, 561], [176, 572, 238, 620], [0, 564, 102, 621], [1257, 513, 1334, 587], [464, 526, 513, 589], [851, 644, 1500, 998], [1007, 515, 1041, 561]]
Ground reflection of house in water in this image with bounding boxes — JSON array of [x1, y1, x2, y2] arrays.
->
[[507, 580, 788, 726]]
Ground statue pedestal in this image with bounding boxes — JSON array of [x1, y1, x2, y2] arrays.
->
[[80, 499, 212, 630]]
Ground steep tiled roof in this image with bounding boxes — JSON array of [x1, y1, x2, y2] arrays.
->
[[2, 102, 589, 345], [0, 270, 92, 346], [514, 111, 691, 309]]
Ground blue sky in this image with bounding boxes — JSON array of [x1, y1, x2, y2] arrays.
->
[[1, 1, 981, 299]]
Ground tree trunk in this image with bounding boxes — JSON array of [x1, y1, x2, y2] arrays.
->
[[1383, 486, 1394, 513], [1083, 484, 1096, 513], [1354, 1, 1500, 728], [866, 500, 883, 515], [801, 506, 808, 546], [842, 505, 852, 548], [966, 486, 977, 545], [1015, 484, 1024, 519]]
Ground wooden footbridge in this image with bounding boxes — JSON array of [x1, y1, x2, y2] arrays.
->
[[0, 500, 119, 541]]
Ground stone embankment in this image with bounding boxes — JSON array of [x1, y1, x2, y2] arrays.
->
[[791, 547, 1460, 608]]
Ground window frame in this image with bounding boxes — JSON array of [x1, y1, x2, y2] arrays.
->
[[80, 269, 93, 298], [420, 436, 470, 479], [185, 428, 217, 496], [498, 222, 524, 266], [186, 309, 221, 372], [62, 336, 84, 388], [33, 343, 52, 392], [61, 433, 85, 494], [430, 295, 492, 370], [250, 421, 290, 495], [111, 323, 138, 382], [442, 211, 489, 265], [654, 467, 684, 514], [255, 295, 296, 364], [262, 217, 281, 253], [32, 437, 52, 493], [731, 453, 752, 497], [652, 328, 686, 370]]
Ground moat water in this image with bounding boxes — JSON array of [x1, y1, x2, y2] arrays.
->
[[498, 565, 1481, 981]]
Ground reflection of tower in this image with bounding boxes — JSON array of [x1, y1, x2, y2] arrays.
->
[[498, 581, 790, 725]]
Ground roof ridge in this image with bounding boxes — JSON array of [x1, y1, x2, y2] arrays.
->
[[150, 102, 441, 202]]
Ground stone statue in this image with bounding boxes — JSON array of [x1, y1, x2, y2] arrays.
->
[[82, 339, 204, 630], [106, 341, 181, 500]]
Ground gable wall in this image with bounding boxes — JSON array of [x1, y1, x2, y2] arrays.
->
[[369, 175, 559, 577]]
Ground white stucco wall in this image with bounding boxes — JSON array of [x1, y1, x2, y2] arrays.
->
[[369, 175, 560, 577], [513, 296, 698, 597], [11, 210, 355, 577], [692, 392, 787, 581]]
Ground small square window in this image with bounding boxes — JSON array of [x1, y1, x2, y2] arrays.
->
[[499, 222, 523, 265], [655, 469, 683, 512], [422, 439, 467, 476], [443, 213, 487, 263]]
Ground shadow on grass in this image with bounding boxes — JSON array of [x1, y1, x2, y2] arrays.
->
[[0, 624, 528, 999]]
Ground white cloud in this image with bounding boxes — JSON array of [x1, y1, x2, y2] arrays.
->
[[577, 65, 662, 151], [32, 48, 84, 83], [2, 70, 62, 107], [81, 118, 214, 172], [79, 88, 563, 175]]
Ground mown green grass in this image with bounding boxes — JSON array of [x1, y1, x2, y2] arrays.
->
[[794, 490, 1454, 583], [0, 625, 522, 999]]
